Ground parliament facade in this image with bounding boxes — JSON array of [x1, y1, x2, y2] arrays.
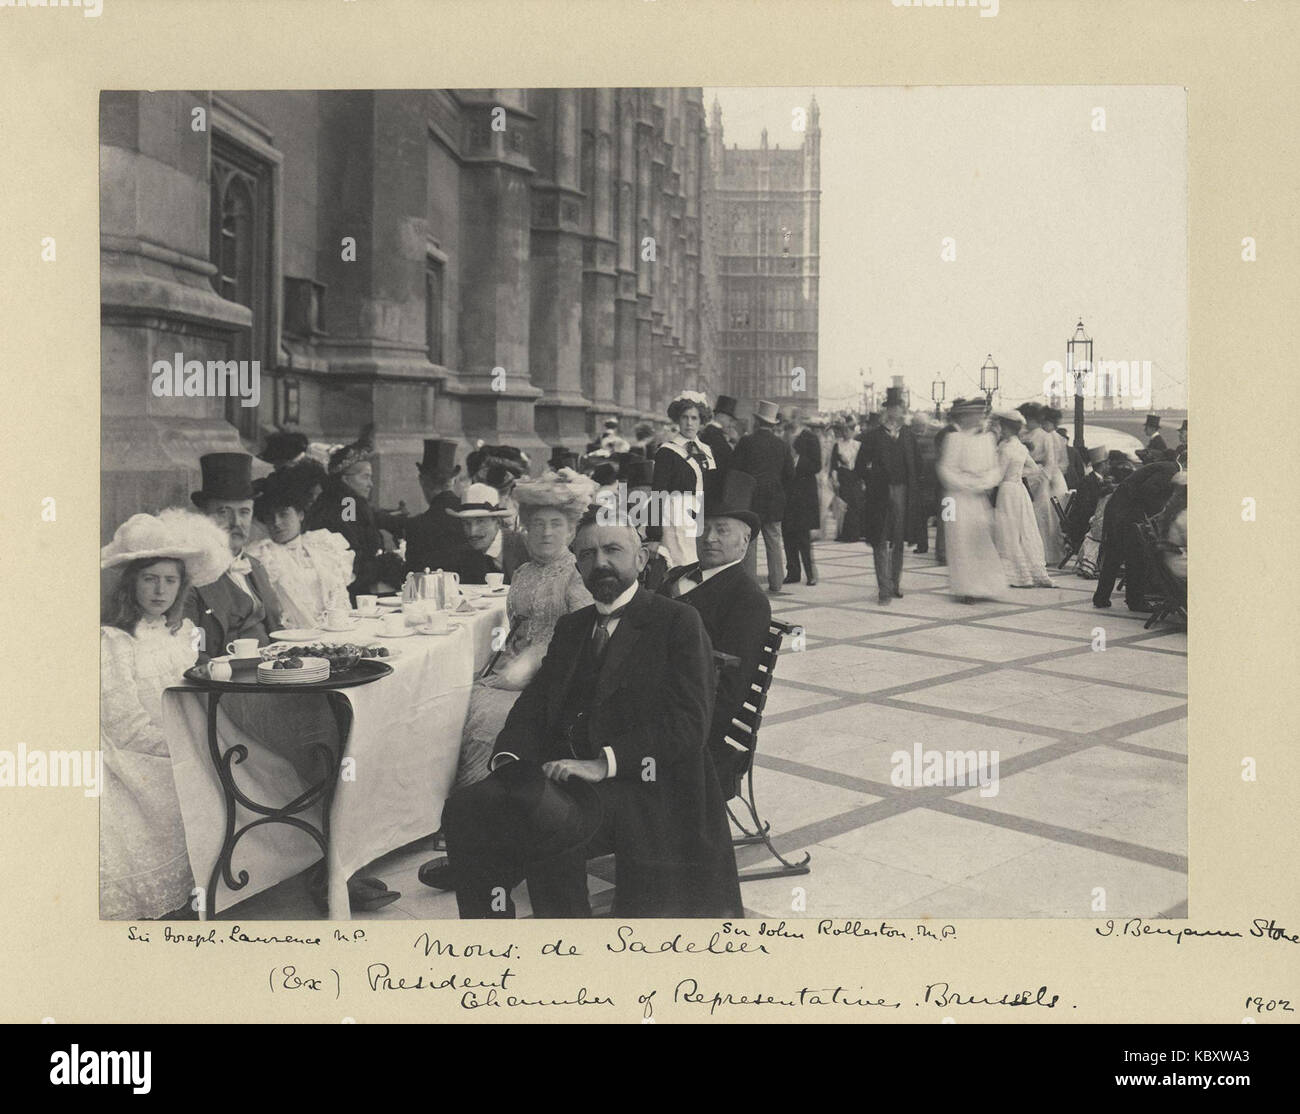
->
[[707, 96, 821, 413], [99, 88, 821, 534]]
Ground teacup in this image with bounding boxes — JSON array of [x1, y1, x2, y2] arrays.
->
[[484, 572, 505, 591], [226, 638, 260, 659], [355, 594, 379, 615], [207, 657, 233, 682], [318, 607, 351, 630], [421, 610, 450, 635]]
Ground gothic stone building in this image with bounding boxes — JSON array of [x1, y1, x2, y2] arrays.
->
[[706, 95, 820, 415], [100, 89, 722, 536]]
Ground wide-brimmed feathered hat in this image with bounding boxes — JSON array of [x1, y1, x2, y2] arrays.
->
[[513, 468, 598, 520], [101, 508, 232, 588]]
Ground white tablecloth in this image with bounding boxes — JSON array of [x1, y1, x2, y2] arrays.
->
[[162, 600, 507, 919]]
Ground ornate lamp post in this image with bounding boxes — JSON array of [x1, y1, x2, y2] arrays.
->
[[979, 354, 999, 412], [931, 375, 945, 419], [1066, 319, 1092, 452]]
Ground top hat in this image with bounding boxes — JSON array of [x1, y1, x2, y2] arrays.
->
[[703, 468, 761, 535], [191, 453, 256, 507], [752, 399, 781, 426], [882, 386, 906, 410], [445, 482, 513, 518], [258, 430, 309, 466], [549, 445, 580, 470], [1144, 414, 1161, 429], [417, 439, 460, 479], [1087, 444, 1108, 464], [713, 395, 738, 419], [472, 759, 603, 865], [622, 458, 655, 488], [590, 462, 619, 487]]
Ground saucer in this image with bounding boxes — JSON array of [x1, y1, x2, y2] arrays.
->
[[414, 620, 464, 637], [271, 629, 324, 642], [350, 609, 381, 620], [320, 619, 359, 633], [375, 627, 414, 638]]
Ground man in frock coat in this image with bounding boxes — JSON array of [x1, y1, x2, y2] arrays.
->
[[658, 470, 771, 788], [403, 439, 465, 574], [441, 511, 742, 918], [729, 399, 795, 594], [855, 388, 920, 604]]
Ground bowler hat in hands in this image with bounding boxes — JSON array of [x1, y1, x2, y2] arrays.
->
[[191, 452, 256, 507]]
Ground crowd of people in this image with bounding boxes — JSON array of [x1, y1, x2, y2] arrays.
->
[[99, 385, 1187, 921]]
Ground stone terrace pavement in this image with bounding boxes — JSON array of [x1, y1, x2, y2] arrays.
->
[[228, 536, 1186, 923]]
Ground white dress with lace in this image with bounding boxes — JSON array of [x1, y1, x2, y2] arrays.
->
[[246, 530, 354, 630], [994, 438, 1054, 587], [100, 616, 198, 919]]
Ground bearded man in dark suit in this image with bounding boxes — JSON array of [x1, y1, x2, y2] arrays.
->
[[182, 453, 285, 657], [658, 471, 771, 787], [440, 511, 742, 918]]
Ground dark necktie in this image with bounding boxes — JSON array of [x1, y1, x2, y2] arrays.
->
[[685, 440, 710, 469], [591, 604, 628, 659]]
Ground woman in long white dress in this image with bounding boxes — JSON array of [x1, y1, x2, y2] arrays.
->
[[1019, 403, 1067, 564], [935, 401, 1006, 601], [992, 411, 1055, 587], [246, 469, 354, 629], [100, 509, 231, 919]]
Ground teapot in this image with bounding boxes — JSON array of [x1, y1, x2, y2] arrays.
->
[[402, 568, 461, 611]]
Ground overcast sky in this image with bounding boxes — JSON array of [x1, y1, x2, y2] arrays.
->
[[705, 86, 1188, 412]]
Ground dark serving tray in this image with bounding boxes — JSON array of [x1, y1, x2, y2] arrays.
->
[[178, 657, 394, 693]]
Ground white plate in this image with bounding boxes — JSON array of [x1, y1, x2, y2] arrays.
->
[[318, 619, 360, 633], [270, 629, 324, 642], [377, 597, 402, 607], [414, 620, 465, 636], [374, 627, 414, 638], [350, 609, 382, 620]]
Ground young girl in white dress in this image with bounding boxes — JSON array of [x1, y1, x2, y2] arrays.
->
[[100, 509, 231, 919], [992, 412, 1055, 588]]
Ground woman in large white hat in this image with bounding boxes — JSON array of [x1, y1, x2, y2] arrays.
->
[[991, 410, 1054, 588], [100, 509, 231, 919], [934, 399, 1007, 601], [645, 390, 716, 570]]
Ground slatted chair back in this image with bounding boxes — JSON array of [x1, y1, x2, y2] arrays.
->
[[1135, 520, 1187, 628], [721, 618, 792, 784]]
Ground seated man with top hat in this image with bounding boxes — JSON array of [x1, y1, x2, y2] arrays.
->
[[183, 452, 285, 658], [657, 470, 771, 787], [404, 439, 466, 575], [440, 508, 742, 918], [445, 483, 530, 585], [1064, 444, 1115, 553]]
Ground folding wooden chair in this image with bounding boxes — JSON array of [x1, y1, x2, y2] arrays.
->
[[720, 618, 812, 882], [1050, 493, 1077, 569], [1135, 521, 1187, 629]]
